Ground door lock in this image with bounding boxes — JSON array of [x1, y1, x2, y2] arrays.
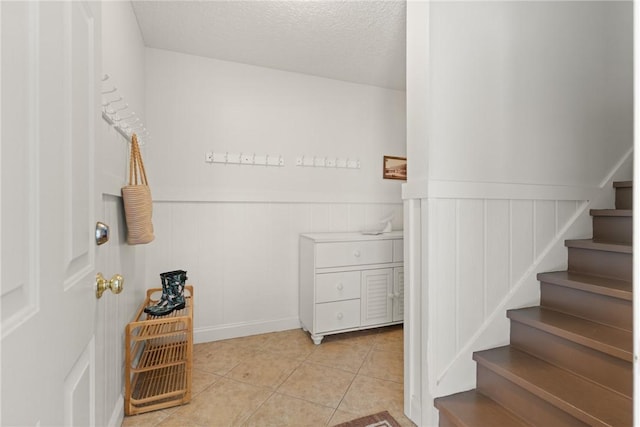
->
[[95, 222, 109, 245]]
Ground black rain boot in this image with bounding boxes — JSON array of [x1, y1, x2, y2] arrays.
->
[[144, 273, 171, 315], [145, 270, 187, 317], [165, 270, 187, 310]]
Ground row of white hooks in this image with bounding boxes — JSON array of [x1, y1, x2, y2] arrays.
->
[[205, 152, 361, 169], [296, 155, 360, 169], [101, 74, 149, 144], [206, 152, 285, 167]]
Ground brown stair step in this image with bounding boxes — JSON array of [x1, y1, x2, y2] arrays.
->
[[474, 346, 631, 426], [507, 307, 632, 361], [434, 390, 529, 427], [565, 239, 631, 253], [539, 271, 631, 331], [566, 240, 631, 282], [537, 271, 631, 300], [614, 181, 632, 210], [590, 209, 632, 245], [590, 209, 632, 217]]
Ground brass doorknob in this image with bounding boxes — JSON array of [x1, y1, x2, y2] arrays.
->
[[96, 273, 124, 299]]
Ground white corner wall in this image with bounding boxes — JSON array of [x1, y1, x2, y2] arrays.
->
[[99, 3, 147, 427], [143, 48, 406, 342], [404, 2, 633, 426]]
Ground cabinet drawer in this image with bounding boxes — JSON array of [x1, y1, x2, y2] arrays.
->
[[315, 300, 360, 333], [316, 271, 360, 303], [316, 240, 392, 268], [393, 239, 403, 262]]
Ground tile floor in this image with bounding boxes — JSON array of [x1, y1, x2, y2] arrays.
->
[[122, 325, 416, 427]]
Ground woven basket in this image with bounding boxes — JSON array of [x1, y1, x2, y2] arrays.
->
[[122, 134, 154, 245]]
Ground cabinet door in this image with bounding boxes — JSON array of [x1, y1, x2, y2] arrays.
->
[[361, 269, 393, 326], [393, 267, 404, 322]]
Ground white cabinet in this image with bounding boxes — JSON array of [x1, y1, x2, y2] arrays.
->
[[299, 231, 404, 344], [393, 267, 404, 322]]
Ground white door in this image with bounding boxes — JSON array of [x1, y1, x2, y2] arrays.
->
[[1, 1, 105, 425]]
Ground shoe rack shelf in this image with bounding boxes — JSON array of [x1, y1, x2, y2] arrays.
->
[[124, 285, 194, 416]]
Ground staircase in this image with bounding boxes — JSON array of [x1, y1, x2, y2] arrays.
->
[[435, 181, 633, 426]]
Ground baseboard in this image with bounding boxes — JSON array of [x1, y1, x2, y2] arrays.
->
[[107, 394, 124, 427], [193, 317, 301, 343]]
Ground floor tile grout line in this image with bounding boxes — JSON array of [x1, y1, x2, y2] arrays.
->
[[274, 388, 343, 414], [241, 388, 277, 425], [329, 340, 377, 424]]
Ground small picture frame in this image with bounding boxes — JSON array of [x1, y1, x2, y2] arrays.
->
[[383, 156, 407, 180]]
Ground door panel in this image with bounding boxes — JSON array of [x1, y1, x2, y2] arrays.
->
[[64, 338, 95, 427], [55, 0, 99, 376], [63, 0, 95, 289], [1, 0, 39, 335], [1, 2, 101, 425]]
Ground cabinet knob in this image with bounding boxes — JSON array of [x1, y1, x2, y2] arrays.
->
[[336, 283, 344, 291], [337, 312, 343, 320], [353, 250, 361, 257]]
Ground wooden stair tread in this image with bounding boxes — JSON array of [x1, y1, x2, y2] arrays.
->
[[565, 239, 632, 254], [474, 346, 631, 426], [590, 209, 632, 217], [507, 307, 632, 361], [537, 271, 631, 300], [613, 181, 632, 188], [434, 390, 529, 427]]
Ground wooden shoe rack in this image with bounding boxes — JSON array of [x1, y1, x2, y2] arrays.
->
[[124, 286, 193, 415]]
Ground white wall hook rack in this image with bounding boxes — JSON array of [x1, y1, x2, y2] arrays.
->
[[295, 155, 360, 169], [101, 74, 149, 145], [205, 151, 285, 167]]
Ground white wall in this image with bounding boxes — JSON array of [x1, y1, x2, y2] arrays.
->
[[99, 3, 147, 426], [428, 1, 632, 187], [144, 48, 406, 342], [100, 0, 147, 191], [404, 2, 633, 426]]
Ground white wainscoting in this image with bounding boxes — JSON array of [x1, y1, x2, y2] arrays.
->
[[97, 195, 147, 427], [145, 201, 403, 343], [428, 197, 585, 390]]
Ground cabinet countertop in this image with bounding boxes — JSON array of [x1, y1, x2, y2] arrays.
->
[[300, 230, 403, 242]]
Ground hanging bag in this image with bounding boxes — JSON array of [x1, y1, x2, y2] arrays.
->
[[122, 134, 155, 245]]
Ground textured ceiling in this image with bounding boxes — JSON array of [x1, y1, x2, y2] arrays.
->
[[130, 1, 406, 90]]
